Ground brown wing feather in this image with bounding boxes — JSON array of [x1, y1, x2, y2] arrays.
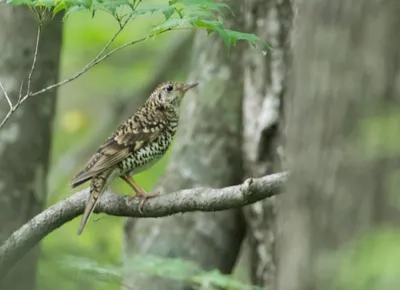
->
[[71, 109, 166, 188]]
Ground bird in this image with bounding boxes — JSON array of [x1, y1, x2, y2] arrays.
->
[[70, 81, 199, 235]]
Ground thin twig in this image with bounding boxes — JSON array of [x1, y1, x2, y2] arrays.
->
[[25, 15, 136, 100], [27, 28, 176, 98], [84, 28, 175, 72], [0, 111, 13, 129], [0, 80, 25, 129], [0, 80, 16, 129], [18, 81, 24, 103], [26, 24, 41, 95], [85, 12, 134, 71], [0, 81, 12, 109]]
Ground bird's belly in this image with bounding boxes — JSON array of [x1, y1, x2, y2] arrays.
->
[[130, 156, 162, 175], [120, 137, 171, 176]]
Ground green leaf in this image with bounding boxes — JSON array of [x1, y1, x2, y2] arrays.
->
[[90, 0, 131, 17], [63, 4, 88, 19], [206, 28, 215, 35], [170, 0, 230, 10], [162, 6, 175, 20], [190, 18, 222, 30], [169, 0, 232, 20], [151, 17, 195, 33], [216, 27, 231, 48], [224, 29, 261, 48], [11, 0, 32, 5], [185, 9, 212, 19], [32, 0, 56, 8], [133, 5, 176, 20], [53, 0, 66, 16], [175, 7, 184, 18]]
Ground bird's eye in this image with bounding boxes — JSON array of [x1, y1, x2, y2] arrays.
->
[[166, 85, 173, 92]]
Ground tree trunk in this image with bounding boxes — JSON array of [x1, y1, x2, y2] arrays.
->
[[277, 1, 400, 290], [0, 6, 62, 290], [241, 0, 292, 288], [122, 2, 246, 289]]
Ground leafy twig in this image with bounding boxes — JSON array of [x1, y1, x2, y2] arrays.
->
[[0, 0, 257, 130], [0, 11, 176, 130], [0, 6, 135, 130]]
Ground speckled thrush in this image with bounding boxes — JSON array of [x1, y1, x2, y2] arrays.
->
[[71, 81, 199, 235]]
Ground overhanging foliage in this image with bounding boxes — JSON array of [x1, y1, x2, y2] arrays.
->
[[5, 0, 268, 49]]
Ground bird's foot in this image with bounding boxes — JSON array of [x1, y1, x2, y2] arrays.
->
[[128, 190, 160, 214]]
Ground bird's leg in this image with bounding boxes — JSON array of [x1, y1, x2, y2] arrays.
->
[[121, 174, 147, 195], [121, 174, 160, 213]]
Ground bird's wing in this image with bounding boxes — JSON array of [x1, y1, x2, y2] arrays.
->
[[71, 110, 166, 187]]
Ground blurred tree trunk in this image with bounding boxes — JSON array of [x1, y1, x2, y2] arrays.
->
[[0, 6, 62, 290], [277, 1, 400, 290], [122, 1, 246, 289], [241, 0, 292, 288]]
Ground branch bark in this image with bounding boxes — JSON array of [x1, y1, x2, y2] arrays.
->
[[0, 172, 287, 283]]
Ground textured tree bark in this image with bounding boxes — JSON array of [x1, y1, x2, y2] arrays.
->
[[241, 0, 292, 288], [122, 1, 247, 289], [0, 6, 62, 290], [277, 1, 400, 290]]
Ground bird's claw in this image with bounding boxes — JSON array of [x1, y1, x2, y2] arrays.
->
[[128, 191, 160, 214]]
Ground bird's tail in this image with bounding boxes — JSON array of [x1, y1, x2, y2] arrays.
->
[[77, 170, 113, 235]]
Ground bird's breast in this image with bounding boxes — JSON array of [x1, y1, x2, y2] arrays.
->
[[120, 130, 175, 175]]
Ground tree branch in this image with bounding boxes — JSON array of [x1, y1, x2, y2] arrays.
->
[[0, 172, 287, 282]]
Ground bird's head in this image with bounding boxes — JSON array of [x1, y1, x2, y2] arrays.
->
[[150, 81, 199, 108]]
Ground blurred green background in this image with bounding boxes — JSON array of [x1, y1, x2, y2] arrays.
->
[[30, 1, 400, 290], [40, 2, 191, 289]]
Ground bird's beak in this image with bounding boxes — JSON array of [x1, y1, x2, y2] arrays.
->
[[182, 82, 199, 92]]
